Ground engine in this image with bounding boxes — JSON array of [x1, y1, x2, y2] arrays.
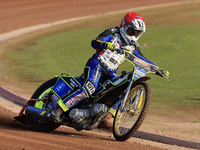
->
[[69, 103, 108, 129]]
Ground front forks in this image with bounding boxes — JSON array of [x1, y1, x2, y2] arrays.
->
[[120, 80, 143, 115], [120, 80, 133, 113]]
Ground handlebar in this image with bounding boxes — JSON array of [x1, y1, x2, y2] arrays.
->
[[121, 49, 170, 82], [156, 70, 170, 82]]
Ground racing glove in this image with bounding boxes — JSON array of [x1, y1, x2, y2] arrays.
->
[[156, 69, 170, 78], [162, 69, 170, 78], [123, 45, 135, 52], [105, 42, 117, 51]]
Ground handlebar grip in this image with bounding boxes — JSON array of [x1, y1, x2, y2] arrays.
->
[[156, 70, 170, 82]]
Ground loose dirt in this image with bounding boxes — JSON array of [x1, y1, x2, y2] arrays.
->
[[0, 96, 189, 150]]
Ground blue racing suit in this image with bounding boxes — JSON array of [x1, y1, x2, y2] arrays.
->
[[63, 27, 156, 109]]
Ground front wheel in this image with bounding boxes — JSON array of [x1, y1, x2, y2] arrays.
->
[[113, 81, 151, 141], [26, 78, 61, 132]]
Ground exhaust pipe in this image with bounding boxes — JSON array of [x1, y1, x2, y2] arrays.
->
[[25, 106, 51, 122]]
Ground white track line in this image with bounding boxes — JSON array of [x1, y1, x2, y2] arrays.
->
[[0, 0, 198, 43]]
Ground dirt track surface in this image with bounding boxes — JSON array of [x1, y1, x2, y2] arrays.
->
[[0, 0, 190, 34], [0, 0, 198, 150], [0, 105, 168, 150]]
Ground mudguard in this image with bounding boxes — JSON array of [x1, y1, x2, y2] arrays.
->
[[134, 76, 151, 82]]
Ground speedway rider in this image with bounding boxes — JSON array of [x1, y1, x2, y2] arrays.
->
[[50, 12, 170, 123]]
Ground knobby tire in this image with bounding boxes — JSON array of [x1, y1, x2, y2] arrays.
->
[[26, 78, 61, 132], [113, 81, 151, 141]]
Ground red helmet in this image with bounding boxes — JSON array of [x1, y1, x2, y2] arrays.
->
[[119, 12, 146, 43]]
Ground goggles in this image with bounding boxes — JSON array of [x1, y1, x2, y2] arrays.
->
[[125, 26, 143, 38]]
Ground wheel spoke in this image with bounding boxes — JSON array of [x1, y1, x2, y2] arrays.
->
[[114, 85, 146, 136]]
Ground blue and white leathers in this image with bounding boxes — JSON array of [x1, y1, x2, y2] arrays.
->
[[63, 27, 155, 109], [63, 54, 102, 108]]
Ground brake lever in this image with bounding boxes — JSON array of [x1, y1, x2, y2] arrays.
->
[[162, 74, 170, 82]]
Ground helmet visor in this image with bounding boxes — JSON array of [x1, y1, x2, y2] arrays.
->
[[125, 26, 143, 38]]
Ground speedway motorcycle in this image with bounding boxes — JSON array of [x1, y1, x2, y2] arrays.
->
[[14, 49, 169, 141]]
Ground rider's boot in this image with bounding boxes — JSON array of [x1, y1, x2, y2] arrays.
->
[[98, 101, 120, 130], [85, 103, 108, 130], [98, 112, 113, 130]]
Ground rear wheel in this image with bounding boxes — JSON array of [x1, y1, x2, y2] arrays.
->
[[26, 78, 61, 132], [113, 81, 151, 141]]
